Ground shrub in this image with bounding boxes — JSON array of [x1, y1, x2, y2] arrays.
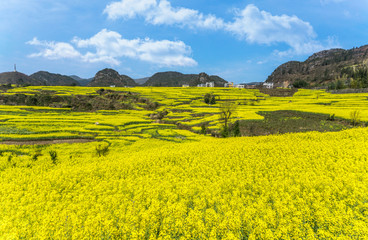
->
[[49, 150, 57, 164], [95, 143, 110, 157], [327, 114, 335, 121], [32, 150, 43, 161], [292, 80, 309, 88], [231, 120, 241, 137], [150, 110, 169, 121], [350, 110, 361, 126], [204, 93, 216, 105], [200, 124, 208, 135]]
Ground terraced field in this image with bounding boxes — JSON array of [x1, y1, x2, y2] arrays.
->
[[1, 86, 368, 239]]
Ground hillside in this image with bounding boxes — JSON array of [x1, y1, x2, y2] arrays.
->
[[266, 45, 368, 87], [134, 77, 150, 85], [30, 71, 80, 86], [143, 71, 227, 87], [0, 71, 45, 86], [69, 75, 92, 86], [87, 68, 137, 87]]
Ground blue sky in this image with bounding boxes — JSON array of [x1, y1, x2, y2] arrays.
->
[[1, 0, 368, 83]]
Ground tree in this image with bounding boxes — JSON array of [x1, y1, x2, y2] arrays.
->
[[230, 120, 241, 137], [292, 80, 309, 88], [204, 93, 216, 105], [335, 79, 345, 90], [219, 101, 237, 137]]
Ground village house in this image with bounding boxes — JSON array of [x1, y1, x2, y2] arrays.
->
[[263, 82, 274, 89]]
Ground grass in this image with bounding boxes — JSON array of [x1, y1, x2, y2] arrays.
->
[[239, 110, 355, 136]]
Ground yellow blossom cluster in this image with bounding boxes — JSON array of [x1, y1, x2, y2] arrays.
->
[[0, 87, 368, 238], [0, 128, 368, 238]]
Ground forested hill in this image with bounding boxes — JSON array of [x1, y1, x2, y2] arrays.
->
[[266, 45, 368, 88], [30, 71, 80, 86], [143, 72, 227, 87]]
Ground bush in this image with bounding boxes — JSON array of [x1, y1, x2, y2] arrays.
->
[[95, 143, 110, 157], [231, 120, 241, 137], [220, 126, 229, 138], [200, 124, 208, 135], [292, 80, 309, 88], [204, 93, 216, 104], [150, 110, 169, 120], [327, 114, 335, 121], [49, 151, 57, 164], [32, 150, 43, 161], [350, 110, 361, 126]]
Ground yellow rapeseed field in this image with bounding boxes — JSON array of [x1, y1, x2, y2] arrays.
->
[[1, 87, 368, 239]]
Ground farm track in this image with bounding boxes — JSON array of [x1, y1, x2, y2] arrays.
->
[[0, 138, 96, 145]]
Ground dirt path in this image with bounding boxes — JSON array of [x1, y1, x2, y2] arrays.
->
[[0, 139, 96, 145]]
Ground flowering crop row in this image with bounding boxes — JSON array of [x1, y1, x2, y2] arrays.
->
[[1, 128, 368, 238]]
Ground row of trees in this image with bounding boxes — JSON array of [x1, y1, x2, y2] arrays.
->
[[328, 65, 368, 90]]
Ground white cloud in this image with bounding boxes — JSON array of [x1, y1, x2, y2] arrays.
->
[[103, 0, 156, 20], [274, 36, 340, 57], [26, 37, 81, 59], [224, 4, 338, 56], [104, 1, 337, 56], [27, 29, 197, 67], [104, 0, 225, 30], [226, 5, 315, 45], [137, 39, 197, 66]]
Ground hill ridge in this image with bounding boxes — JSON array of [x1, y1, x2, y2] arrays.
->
[[266, 45, 368, 87]]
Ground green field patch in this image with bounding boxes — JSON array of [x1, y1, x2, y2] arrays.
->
[[0, 125, 34, 134], [239, 110, 354, 136]]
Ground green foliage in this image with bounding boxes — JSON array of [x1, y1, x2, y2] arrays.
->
[[95, 143, 110, 157], [327, 114, 335, 121], [336, 79, 345, 90], [239, 111, 351, 137], [231, 120, 241, 137], [200, 124, 208, 135], [350, 110, 361, 126], [150, 109, 169, 121], [341, 65, 368, 89], [49, 150, 57, 164], [32, 150, 43, 161], [219, 101, 237, 137], [0, 90, 159, 112], [328, 79, 346, 90], [220, 125, 229, 138], [292, 80, 309, 88], [204, 93, 216, 104]]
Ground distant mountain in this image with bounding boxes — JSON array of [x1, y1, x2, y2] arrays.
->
[[30, 71, 80, 86], [69, 75, 92, 86], [143, 71, 227, 87], [134, 77, 150, 85], [88, 68, 137, 87], [0, 71, 45, 86], [266, 45, 368, 87]]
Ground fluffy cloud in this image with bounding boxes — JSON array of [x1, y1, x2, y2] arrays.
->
[[104, 0, 225, 30], [103, 0, 156, 20], [225, 4, 333, 55], [26, 37, 81, 59], [226, 5, 315, 45], [104, 0, 338, 56], [27, 29, 197, 67]]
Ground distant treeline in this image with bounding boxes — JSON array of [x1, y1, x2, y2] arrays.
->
[[0, 89, 159, 111]]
